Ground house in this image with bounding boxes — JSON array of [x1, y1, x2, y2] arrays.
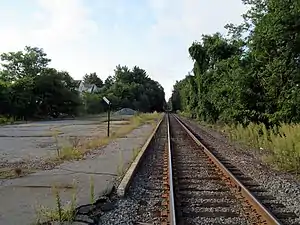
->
[[74, 80, 100, 94]]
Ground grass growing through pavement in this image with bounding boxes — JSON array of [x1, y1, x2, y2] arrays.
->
[[49, 112, 162, 163], [35, 176, 99, 224], [36, 182, 77, 224], [89, 175, 95, 204], [0, 167, 35, 179], [2, 112, 162, 180], [116, 150, 125, 177]]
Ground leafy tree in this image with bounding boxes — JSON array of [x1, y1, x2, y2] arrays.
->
[[34, 69, 81, 118], [170, 0, 300, 125], [83, 72, 103, 88], [0, 47, 81, 120], [103, 65, 165, 112], [0, 46, 50, 81]]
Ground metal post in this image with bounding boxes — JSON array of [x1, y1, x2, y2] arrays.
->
[[107, 103, 110, 137]]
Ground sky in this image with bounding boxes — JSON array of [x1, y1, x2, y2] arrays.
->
[[0, 0, 247, 99]]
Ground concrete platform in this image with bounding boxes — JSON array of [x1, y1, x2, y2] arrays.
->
[[0, 115, 131, 164], [0, 123, 156, 225]]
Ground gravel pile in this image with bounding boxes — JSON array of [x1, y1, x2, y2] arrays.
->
[[97, 119, 167, 225], [170, 117, 249, 225], [179, 116, 300, 224], [114, 108, 137, 116]]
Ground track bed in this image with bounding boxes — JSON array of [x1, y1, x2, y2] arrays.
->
[[98, 114, 299, 225]]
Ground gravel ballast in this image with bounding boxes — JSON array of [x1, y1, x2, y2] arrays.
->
[[170, 116, 249, 225], [179, 116, 300, 223]]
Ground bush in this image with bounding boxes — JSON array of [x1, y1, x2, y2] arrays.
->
[[0, 116, 14, 124]]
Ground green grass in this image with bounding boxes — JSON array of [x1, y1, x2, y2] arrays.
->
[[222, 123, 300, 173], [178, 112, 300, 174]]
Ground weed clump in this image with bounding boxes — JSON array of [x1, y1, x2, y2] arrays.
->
[[36, 181, 77, 223]]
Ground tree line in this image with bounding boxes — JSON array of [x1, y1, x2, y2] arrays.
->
[[0, 46, 165, 121], [170, 0, 300, 126]]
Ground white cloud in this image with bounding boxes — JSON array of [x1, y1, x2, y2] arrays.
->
[[31, 0, 99, 46], [0, 0, 247, 99], [147, 0, 247, 98]]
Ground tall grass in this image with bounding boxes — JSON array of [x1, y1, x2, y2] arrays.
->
[[224, 123, 300, 173]]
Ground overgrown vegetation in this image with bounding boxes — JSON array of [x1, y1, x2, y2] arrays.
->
[[224, 123, 300, 173], [0, 47, 165, 124], [170, 0, 300, 125], [170, 0, 300, 172]]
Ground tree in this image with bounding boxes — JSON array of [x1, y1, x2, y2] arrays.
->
[[0, 46, 50, 81], [34, 68, 81, 118], [0, 47, 81, 120], [0, 80, 10, 115], [170, 0, 300, 125], [102, 65, 165, 112], [0, 46, 166, 121], [83, 72, 103, 88]]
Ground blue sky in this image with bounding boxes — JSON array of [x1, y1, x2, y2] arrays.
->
[[0, 0, 247, 99]]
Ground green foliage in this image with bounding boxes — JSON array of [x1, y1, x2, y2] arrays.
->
[[225, 123, 300, 173], [83, 72, 103, 88], [0, 46, 165, 120], [170, 0, 300, 126], [82, 92, 105, 114], [82, 65, 166, 114], [0, 115, 14, 124], [0, 47, 81, 120]]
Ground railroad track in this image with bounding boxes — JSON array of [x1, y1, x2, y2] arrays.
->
[[102, 113, 298, 224], [160, 114, 299, 225]]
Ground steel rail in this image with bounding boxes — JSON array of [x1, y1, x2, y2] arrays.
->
[[167, 113, 177, 225], [173, 114, 282, 225]]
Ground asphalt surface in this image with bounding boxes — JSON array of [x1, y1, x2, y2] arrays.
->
[[0, 117, 155, 224], [0, 117, 128, 164]]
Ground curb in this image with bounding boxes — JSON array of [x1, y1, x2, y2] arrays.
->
[[116, 115, 164, 197]]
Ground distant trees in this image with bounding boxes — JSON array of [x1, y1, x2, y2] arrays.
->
[[83, 65, 166, 114], [0, 46, 165, 121], [170, 0, 300, 126]]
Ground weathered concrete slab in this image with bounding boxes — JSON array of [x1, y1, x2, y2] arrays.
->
[[0, 123, 155, 225], [0, 116, 131, 164]]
